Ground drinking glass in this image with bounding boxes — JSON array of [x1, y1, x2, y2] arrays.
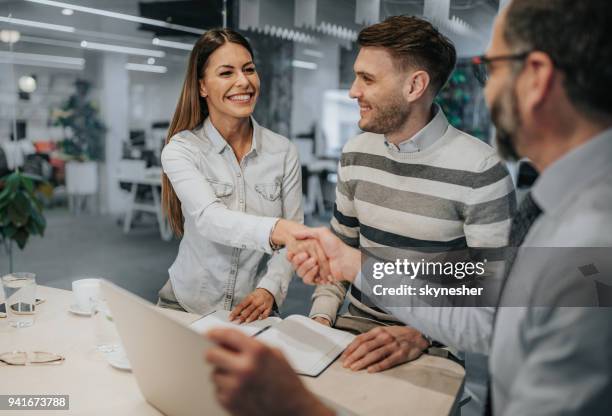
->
[[1, 273, 36, 328], [93, 299, 120, 353]]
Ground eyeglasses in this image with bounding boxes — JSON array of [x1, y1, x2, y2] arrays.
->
[[471, 52, 531, 86], [0, 351, 65, 366], [0, 298, 44, 317]]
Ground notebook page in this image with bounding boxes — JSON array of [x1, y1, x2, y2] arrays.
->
[[189, 310, 281, 337], [256, 315, 355, 376]]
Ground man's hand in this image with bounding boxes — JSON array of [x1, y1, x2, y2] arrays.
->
[[206, 328, 335, 416], [272, 220, 332, 282], [312, 316, 332, 327], [287, 227, 361, 284], [286, 238, 333, 284], [341, 326, 429, 373], [229, 288, 274, 323]]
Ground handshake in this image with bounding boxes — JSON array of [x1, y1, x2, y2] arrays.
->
[[271, 219, 361, 285]]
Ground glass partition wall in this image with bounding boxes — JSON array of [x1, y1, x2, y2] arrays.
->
[[0, 0, 499, 217]]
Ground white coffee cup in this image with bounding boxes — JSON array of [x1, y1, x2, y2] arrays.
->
[[72, 278, 100, 313]]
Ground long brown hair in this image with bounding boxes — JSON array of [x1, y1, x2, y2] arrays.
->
[[162, 28, 255, 236]]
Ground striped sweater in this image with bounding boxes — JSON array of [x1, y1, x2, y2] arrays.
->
[[309, 109, 517, 323]]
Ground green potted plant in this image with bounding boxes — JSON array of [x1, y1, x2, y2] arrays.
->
[[52, 79, 106, 212], [0, 171, 47, 273], [52, 79, 106, 161]]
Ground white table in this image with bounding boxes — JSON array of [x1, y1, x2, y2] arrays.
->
[[304, 159, 337, 216], [0, 286, 465, 415], [118, 167, 172, 241]]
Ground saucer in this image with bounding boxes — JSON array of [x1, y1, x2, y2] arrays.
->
[[68, 304, 93, 316], [106, 349, 131, 371]]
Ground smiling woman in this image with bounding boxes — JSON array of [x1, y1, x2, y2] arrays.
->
[[158, 28, 311, 320], [199, 41, 259, 126]]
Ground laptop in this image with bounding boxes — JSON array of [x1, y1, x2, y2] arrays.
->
[[101, 280, 227, 416]]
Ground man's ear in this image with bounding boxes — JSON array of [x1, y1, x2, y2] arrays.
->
[[517, 51, 555, 113], [199, 78, 208, 98], [403, 70, 430, 103]]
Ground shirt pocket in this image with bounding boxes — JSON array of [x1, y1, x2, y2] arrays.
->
[[207, 178, 234, 198], [255, 180, 282, 201]]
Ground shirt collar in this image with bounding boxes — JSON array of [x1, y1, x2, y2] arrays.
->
[[532, 127, 612, 214], [385, 104, 449, 153], [203, 116, 261, 155]]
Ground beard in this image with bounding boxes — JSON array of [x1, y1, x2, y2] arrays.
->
[[490, 82, 522, 161], [359, 89, 410, 135]]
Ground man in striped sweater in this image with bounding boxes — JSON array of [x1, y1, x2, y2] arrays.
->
[[305, 16, 516, 415]]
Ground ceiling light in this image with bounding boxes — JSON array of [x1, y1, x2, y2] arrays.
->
[[0, 59, 83, 70], [80, 41, 165, 58], [126, 63, 167, 73], [61, 8, 73, 16], [18, 75, 37, 93], [303, 49, 324, 58], [147, 57, 155, 65], [0, 50, 84, 70], [0, 16, 75, 33], [25, 0, 205, 35], [291, 60, 317, 70], [20, 35, 78, 48], [77, 29, 154, 47], [21, 36, 168, 61], [152, 38, 194, 51], [0, 30, 21, 43]]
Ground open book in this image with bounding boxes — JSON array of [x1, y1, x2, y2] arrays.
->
[[190, 310, 355, 377]]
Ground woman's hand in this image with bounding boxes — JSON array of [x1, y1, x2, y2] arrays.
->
[[229, 288, 275, 323], [270, 219, 306, 247]]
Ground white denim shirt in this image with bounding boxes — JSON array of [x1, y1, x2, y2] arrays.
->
[[161, 117, 303, 314]]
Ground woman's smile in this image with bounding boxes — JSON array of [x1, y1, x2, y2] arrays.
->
[[226, 92, 255, 104]]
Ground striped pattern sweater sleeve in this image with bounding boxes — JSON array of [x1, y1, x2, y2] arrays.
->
[[309, 126, 516, 323]]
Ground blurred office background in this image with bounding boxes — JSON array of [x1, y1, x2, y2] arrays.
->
[[0, 0, 508, 314]]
